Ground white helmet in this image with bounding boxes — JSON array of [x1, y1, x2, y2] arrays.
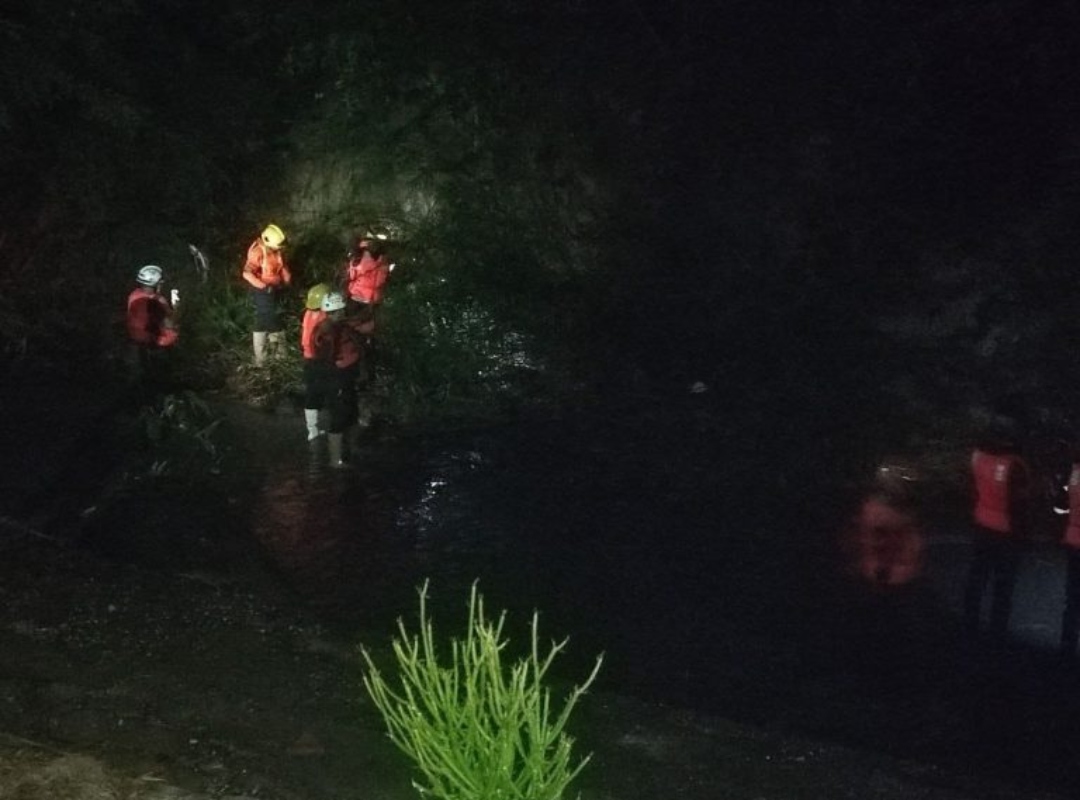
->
[[137, 265, 163, 287], [321, 291, 346, 312]]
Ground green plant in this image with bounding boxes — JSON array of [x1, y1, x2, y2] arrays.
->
[[136, 390, 224, 478], [362, 582, 603, 800]]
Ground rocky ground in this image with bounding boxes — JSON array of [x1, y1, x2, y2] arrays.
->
[[0, 364, 1076, 800]]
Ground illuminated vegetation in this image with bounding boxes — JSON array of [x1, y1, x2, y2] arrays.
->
[[362, 582, 603, 800]]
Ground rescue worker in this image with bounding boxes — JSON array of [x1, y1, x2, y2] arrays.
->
[[1056, 449, 1080, 657], [963, 428, 1032, 639], [300, 282, 331, 441], [241, 223, 292, 366], [345, 235, 391, 313], [344, 234, 390, 393], [312, 291, 365, 468], [126, 264, 178, 399]]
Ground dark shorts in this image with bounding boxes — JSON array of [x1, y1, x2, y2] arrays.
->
[[251, 288, 283, 333], [127, 343, 175, 403], [327, 364, 359, 433], [303, 359, 335, 410]]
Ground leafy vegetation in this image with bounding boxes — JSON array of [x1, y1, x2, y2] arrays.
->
[[136, 390, 224, 479], [4, 1, 1080, 436]]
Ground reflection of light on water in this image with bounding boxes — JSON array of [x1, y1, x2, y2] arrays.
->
[[245, 441, 500, 613], [249, 468, 379, 606], [391, 449, 512, 594], [410, 477, 448, 527], [395, 451, 484, 535]]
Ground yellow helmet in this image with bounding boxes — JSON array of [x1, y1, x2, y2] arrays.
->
[[260, 223, 286, 249], [305, 282, 331, 311]]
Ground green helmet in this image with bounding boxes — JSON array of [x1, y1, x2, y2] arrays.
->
[[305, 282, 331, 311]]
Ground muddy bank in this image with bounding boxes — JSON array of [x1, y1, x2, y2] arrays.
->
[[1, 512, 1067, 800]]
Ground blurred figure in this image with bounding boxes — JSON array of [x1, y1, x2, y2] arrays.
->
[[300, 283, 331, 441], [312, 291, 366, 469], [1056, 447, 1080, 657], [241, 223, 292, 365], [848, 491, 925, 590], [126, 264, 178, 400], [963, 428, 1032, 639]]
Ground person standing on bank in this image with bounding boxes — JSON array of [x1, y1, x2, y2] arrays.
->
[[126, 264, 179, 400], [241, 223, 292, 366], [1056, 450, 1080, 657], [345, 235, 391, 314], [964, 428, 1033, 639], [344, 234, 391, 390]]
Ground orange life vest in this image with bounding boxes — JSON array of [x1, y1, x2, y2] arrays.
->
[[314, 319, 363, 369], [300, 309, 326, 359], [971, 449, 1028, 535], [244, 239, 290, 287], [346, 252, 390, 303], [126, 288, 178, 348]]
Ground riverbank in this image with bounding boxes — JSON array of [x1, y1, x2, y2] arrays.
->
[[1, 510, 1068, 800]]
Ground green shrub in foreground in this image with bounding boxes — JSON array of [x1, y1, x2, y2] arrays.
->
[[362, 582, 603, 800]]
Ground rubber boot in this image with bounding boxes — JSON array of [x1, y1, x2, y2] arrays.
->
[[304, 409, 323, 441], [328, 433, 347, 469], [267, 331, 284, 360], [252, 332, 268, 366]]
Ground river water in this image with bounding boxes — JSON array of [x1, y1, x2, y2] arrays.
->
[[23, 383, 1080, 797], [220, 395, 1080, 796]]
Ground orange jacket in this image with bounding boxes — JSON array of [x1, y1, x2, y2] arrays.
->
[[971, 449, 1030, 535], [300, 309, 327, 359], [346, 251, 390, 303], [242, 239, 292, 289], [126, 288, 178, 348]]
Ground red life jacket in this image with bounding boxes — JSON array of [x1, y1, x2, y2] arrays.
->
[[313, 319, 363, 369], [346, 252, 390, 304], [971, 449, 1028, 535], [244, 240, 289, 286], [1064, 464, 1080, 548], [126, 288, 178, 348], [300, 309, 326, 359]]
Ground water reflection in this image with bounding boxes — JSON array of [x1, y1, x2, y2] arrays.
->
[[209, 399, 1080, 792], [248, 450, 406, 619], [248, 439, 516, 625]]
